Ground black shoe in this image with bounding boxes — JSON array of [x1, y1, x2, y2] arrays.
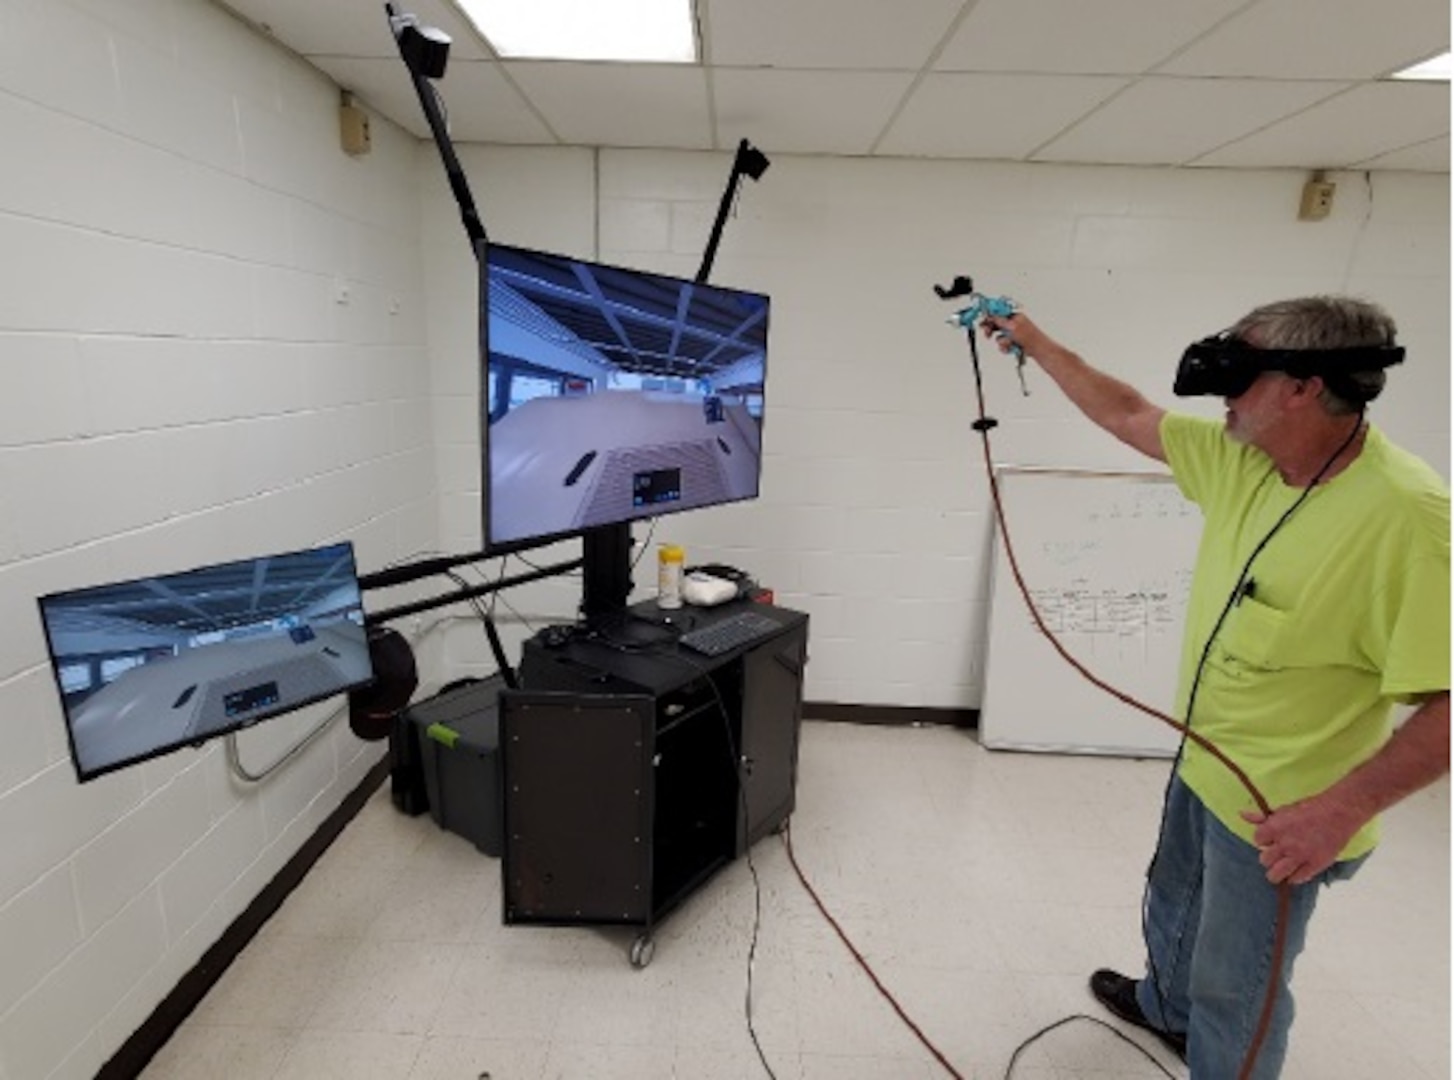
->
[[1089, 969, 1188, 1062]]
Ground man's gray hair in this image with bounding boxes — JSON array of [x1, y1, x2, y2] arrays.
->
[[1232, 296, 1397, 414]]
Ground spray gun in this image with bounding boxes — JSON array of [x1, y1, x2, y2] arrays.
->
[[935, 276, 1029, 396]]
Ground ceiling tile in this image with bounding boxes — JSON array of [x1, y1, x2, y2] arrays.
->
[[504, 62, 712, 149], [712, 69, 915, 157], [937, 0, 1248, 75], [705, 0, 963, 69], [878, 73, 1129, 160], [1158, 0, 1451, 79], [1035, 76, 1348, 166], [215, 0, 1450, 173], [220, 0, 492, 61], [1355, 135, 1450, 172], [313, 57, 554, 143], [1194, 81, 1450, 168]]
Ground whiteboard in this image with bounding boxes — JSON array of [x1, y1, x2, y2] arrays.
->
[[980, 467, 1201, 758]]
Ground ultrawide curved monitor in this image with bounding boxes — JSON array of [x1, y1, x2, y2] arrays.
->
[[38, 542, 374, 783], [482, 243, 771, 553]]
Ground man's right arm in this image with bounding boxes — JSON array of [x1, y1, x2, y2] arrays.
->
[[985, 313, 1167, 463]]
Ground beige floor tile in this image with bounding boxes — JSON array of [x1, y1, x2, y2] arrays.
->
[[141, 721, 1449, 1080]]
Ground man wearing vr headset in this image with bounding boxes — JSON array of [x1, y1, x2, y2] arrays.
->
[[985, 296, 1449, 1078]]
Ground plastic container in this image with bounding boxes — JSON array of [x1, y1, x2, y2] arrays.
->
[[657, 544, 685, 609], [406, 676, 504, 856]]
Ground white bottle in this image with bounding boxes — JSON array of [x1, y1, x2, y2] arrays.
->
[[657, 544, 684, 609]]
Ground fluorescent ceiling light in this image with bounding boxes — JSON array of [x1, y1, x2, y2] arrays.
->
[[1391, 51, 1451, 80], [457, 0, 697, 63]]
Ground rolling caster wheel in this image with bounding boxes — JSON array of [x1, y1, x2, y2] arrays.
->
[[629, 934, 655, 969]]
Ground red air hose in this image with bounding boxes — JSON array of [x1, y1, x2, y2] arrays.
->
[[962, 334, 1288, 1080], [780, 311, 1292, 1080]]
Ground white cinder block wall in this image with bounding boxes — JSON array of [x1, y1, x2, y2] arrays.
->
[[0, 1, 437, 1077], [423, 151, 1449, 710], [1, 1, 1448, 1077]]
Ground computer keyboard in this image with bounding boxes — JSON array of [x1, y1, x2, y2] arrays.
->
[[678, 609, 781, 657]]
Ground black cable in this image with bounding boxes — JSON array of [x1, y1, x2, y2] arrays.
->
[[489, 587, 536, 635], [462, 555, 539, 636], [587, 616, 681, 655], [660, 648, 779, 1080], [508, 517, 655, 593], [632, 518, 660, 570], [364, 556, 581, 626], [379, 548, 472, 638], [443, 569, 507, 684], [509, 550, 581, 579], [664, 640, 971, 1078], [1004, 1015, 1178, 1079]]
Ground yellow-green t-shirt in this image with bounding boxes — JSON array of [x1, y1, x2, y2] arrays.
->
[[1160, 414, 1450, 859]]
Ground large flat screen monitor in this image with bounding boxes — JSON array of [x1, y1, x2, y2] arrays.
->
[[482, 243, 771, 553], [37, 542, 374, 783]]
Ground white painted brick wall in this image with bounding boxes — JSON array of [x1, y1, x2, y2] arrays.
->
[[0, 0, 434, 1076]]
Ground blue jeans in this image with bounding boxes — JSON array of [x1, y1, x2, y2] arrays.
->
[[1134, 776, 1365, 1079]]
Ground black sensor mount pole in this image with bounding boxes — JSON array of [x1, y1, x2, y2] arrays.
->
[[384, 2, 485, 250], [696, 138, 770, 284]]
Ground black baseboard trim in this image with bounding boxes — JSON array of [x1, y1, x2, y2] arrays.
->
[[803, 701, 979, 729], [97, 754, 391, 1080]]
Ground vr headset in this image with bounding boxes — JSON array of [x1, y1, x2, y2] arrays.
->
[[1174, 331, 1405, 402]]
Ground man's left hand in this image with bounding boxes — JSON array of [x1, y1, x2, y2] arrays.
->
[[1240, 796, 1362, 885]]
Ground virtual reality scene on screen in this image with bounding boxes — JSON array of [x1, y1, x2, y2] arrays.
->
[[39, 543, 373, 781], [484, 244, 769, 549]]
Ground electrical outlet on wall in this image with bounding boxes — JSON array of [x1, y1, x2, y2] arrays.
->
[[1298, 174, 1336, 221], [340, 91, 371, 156]]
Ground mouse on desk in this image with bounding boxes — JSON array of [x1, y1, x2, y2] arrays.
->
[[537, 624, 575, 648]]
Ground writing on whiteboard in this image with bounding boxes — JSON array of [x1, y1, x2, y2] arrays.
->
[[1027, 573, 1191, 638]]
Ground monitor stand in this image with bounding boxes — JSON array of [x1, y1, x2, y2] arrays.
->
[[580, 523, 634, 626]]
